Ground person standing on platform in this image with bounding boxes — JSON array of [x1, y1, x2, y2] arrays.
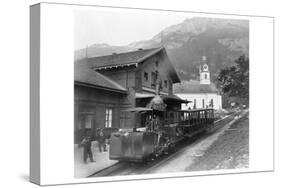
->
[[81, 135, 95, 163], [97, 130, 107, 152]]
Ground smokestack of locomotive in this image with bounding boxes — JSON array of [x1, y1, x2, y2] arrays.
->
[[147, 70, 167, 111]]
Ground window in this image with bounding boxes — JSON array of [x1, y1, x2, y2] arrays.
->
[[164, 80, 168, 88], [144, 72, 148, 82], [120, 108, 130, 128], [151, 72, 156, 87], [155, 60, 159, 67], [210, 99, 214, 108], [202, 99, 205, 108], [159, 79, 163, 90], [105, 108, 113, 128], [78, 114, 93, 130], [78, 110, 95, 130], [193, 99, 197, 109], [205, 73, 208, 79], [84, 115, 92, 129]]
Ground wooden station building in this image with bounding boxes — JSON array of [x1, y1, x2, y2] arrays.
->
[[74, 47, 186, 143]]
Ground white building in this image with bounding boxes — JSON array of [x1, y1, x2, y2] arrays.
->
[[174, 56, 222, 110]]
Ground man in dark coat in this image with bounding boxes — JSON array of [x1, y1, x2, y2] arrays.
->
[[81, 135, 95, 163], [97, 130, 107, 152]]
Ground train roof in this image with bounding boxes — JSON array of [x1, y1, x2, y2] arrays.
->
[[179, 108, 214, 112], [123, 107, 213, 113]]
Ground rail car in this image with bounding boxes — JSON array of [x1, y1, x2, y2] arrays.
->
[[109, 106, 214, 162]]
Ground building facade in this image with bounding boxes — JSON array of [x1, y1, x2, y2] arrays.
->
[[74, 47, 184, 143], [174, 56, 222, 110], [74, 63, 128, 143]]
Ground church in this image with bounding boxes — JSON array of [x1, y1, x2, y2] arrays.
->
[[174, 56, 222, 110]]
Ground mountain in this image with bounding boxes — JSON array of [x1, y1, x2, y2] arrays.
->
[[75, 17, 249, 81]]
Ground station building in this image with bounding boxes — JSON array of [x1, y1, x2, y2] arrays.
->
[[74, 47, 185, 143]]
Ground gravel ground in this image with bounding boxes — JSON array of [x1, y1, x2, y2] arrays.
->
[[186, 113, 249, 171]]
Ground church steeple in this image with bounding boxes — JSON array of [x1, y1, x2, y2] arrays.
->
[[199, 56, 210, 84]]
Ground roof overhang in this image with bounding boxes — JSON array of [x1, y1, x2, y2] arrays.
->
[[123, 107, 153, 112], [92, 47, 164, 70], [135, 93, 155, 99], [93, 62, 138, 71], [74, 81, 128, 94]]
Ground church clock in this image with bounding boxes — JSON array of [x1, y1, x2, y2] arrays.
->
[[203, 64, 208, 72]]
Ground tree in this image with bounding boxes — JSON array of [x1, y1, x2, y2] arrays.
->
[[217, 55, 249, 107]]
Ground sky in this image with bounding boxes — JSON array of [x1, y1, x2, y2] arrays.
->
[[74, 7, 190, 50]]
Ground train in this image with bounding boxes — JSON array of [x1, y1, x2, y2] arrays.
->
[[109, 95, 215, 162]]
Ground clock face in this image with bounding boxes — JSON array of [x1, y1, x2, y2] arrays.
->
[[203, 64, 208, 71]]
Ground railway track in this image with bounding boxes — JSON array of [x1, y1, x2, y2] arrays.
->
[[89, 111, 243, 177]]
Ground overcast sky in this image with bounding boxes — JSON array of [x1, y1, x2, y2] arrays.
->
[[74, 7, 189, 50]]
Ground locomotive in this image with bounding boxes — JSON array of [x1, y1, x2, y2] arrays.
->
[[109, 94, 215, 162]]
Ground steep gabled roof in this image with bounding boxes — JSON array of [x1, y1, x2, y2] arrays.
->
[[173, 80, 219, 94], [74, 60, 127, 93], [79, 47, 180, 83], [87, 47, 163, 69]]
